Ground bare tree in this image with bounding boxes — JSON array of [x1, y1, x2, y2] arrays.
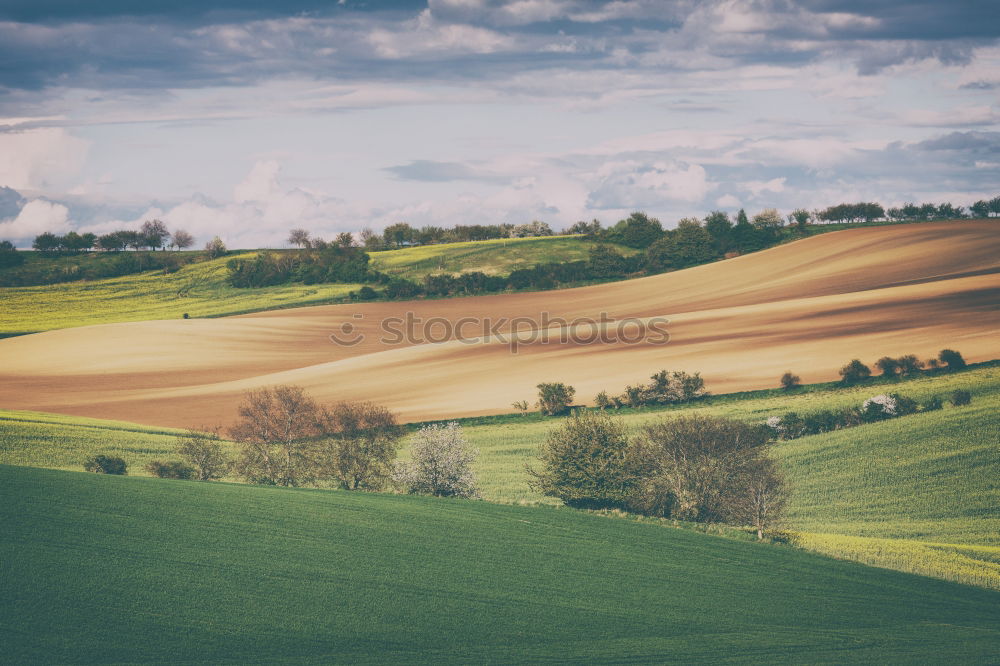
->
[[141, 219, 170, 250], [229, 386, 324, 486], [317, 401, 403, 490], [727, 458, 788, 540], [176, 427, 231, 481], [288, 228, 311, 248], [171, 229, 195, 251]]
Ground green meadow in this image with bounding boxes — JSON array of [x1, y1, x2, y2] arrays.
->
[[3, 363, 997, 590], [4, 464, 1000, 664], [0, 236, 630, 335]]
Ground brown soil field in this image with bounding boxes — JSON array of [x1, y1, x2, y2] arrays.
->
[[1, 220, 998, 428]]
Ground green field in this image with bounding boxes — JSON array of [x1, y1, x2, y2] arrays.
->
[[3, 364, 998, 590], [3, 464, 1000, 664], [0, 236, 630, 335]]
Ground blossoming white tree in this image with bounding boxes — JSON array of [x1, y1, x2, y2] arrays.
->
[[395, 422, 479, 498], [862, 394, 897, 417]]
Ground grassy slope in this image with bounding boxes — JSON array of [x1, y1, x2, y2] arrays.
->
[[3, 364, 997, 589], [4, 465, 1000, 664], [0, 236, 630, 335]]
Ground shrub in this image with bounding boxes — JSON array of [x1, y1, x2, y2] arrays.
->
[[536, 382, 576, 416], [892, 393, 919, 416], [528, 410, 640, 509], [923, 395, 943, 411], [204, 236, 227, 258], [839, 359, 871, 385], [356, 285, 378, 300], [177, 429, 231, 481], [939, 349, 967, 370], [394, 422, 479, 498], [896, 354, 925, 376], [145, 460, 196, 479], [950, 389, 972, 406], [875, 356, 900, 377], [594, 391, 612, 410], [84, 455, 128, 475], [779, 372, 801, 390], [861, 394, 897, 421], [318, 401, 405, 491], [630, 415, 778, 525]]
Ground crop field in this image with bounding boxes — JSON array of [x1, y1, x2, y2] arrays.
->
[[3, 464, 1000, 664], [4, 364, 997, 590], [0, 236, 626, 335]]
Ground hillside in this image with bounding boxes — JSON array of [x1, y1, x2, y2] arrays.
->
[[0, 236, 621, 335], [1, 220, 997, 427], [3, 465, 1000, 663], [4, 364, 997, 589]]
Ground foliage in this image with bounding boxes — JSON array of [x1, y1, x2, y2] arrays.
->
[[394, 422, 479, 498], [145, 460, 196, 479], [204, 236, 227, 258], [319, 401, 404, 491], [939, 348, 967, 370], [0, 240, 24, 268], [177, 429, 232, 481], [83, 454, 128, 475], [839, 359, 872, 385], [780, 372, 801, 390], [536, 382, 576, 415], [950, 389, 972, 406], [528, 410, 640, 509], [605, 211, 664, 248], [601, 370, 707, 408]]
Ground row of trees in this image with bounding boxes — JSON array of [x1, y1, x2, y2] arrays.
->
[[288, 221, 555, 253], [528, 411, 787, 539], [228, 243, 371, 287], [31, 220, 194, 254], [838, 349, 966, 385]]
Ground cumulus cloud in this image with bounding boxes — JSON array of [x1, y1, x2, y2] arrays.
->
[[586, 161, 712, 209], [0, 128, 89, 192], [0, 199, 71, 240]]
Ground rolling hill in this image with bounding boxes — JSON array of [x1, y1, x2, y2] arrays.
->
[[0, 236, 622, 335], [3, 464, 1000, 663], [1, 220, 997, 428]]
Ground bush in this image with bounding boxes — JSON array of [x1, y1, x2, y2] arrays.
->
[[177, 429, 231, 481], [950, 389, 972, 406], [896, 354, 925, 376], [394, 422, 479, 498], [536, 382, 576, 416], [839, 359, 871, 385], [630, 415, 780, 527], [84, 455, 128, 475], [922, 395, 943, 411], [779, 372, 801, 390], [939, 349, 967, 370], [145, 460, 196, 479], [528, 410, 640, 509], [875, 356, 899, 377], [861, 394, 898, 421], [356, 285, 378, 300], [594, 391, 612, 409]]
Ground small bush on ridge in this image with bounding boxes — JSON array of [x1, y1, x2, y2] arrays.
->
[[84, 455, 128, 475]]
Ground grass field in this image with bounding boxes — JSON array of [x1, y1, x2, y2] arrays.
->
[[4, 464, 1000, 664], [0, 236, 627, 335], [3, 364, 997, 590]]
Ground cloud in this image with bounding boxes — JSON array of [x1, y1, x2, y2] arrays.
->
[[586, 161, 712, 209], [0, 199, 71, 239], [0, 127, 89, 192], [740, 177, 786, 196]]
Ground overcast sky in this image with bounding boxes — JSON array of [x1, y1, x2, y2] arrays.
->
[[0, 0, 998, 247]]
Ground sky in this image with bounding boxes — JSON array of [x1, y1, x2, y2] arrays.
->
[[0, 0, 998, 248]]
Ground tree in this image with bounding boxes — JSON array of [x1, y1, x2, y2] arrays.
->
[[896, 354, 924, 376], [607, 212, 664, 248], [229, 385, 324, 487], [839, 359, 871, 385], [662, 219, 716, 268], [704, 210, 733, 253], [141, 219, 170, 250], [788, 208, 811, 232], [780, 372, 801, 390], [205, 236, 227, 258], [629, 415, 776, 523], [527, 410, 641, 509], [728, 457, 788, 540], [176, 428, 231, 481], [171, 229, 194, 251], [97, 231, 127, 252], [536, 382, 576, 415], [751, 208, 783, 230], [335, 232, 355, 248], [970, 199, 991, 218], [0, 240, 23, 268], [360, 227, 384, 251], [939, 349, 967, 370], [383, 222, 416, 248], [587, 243, 628, 278], [288, 228, 311, 248], [875, 356, 900, 377], [32, 232, 61, 254], [317, 401, 403, 491], [394, 422, 479, 498]]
